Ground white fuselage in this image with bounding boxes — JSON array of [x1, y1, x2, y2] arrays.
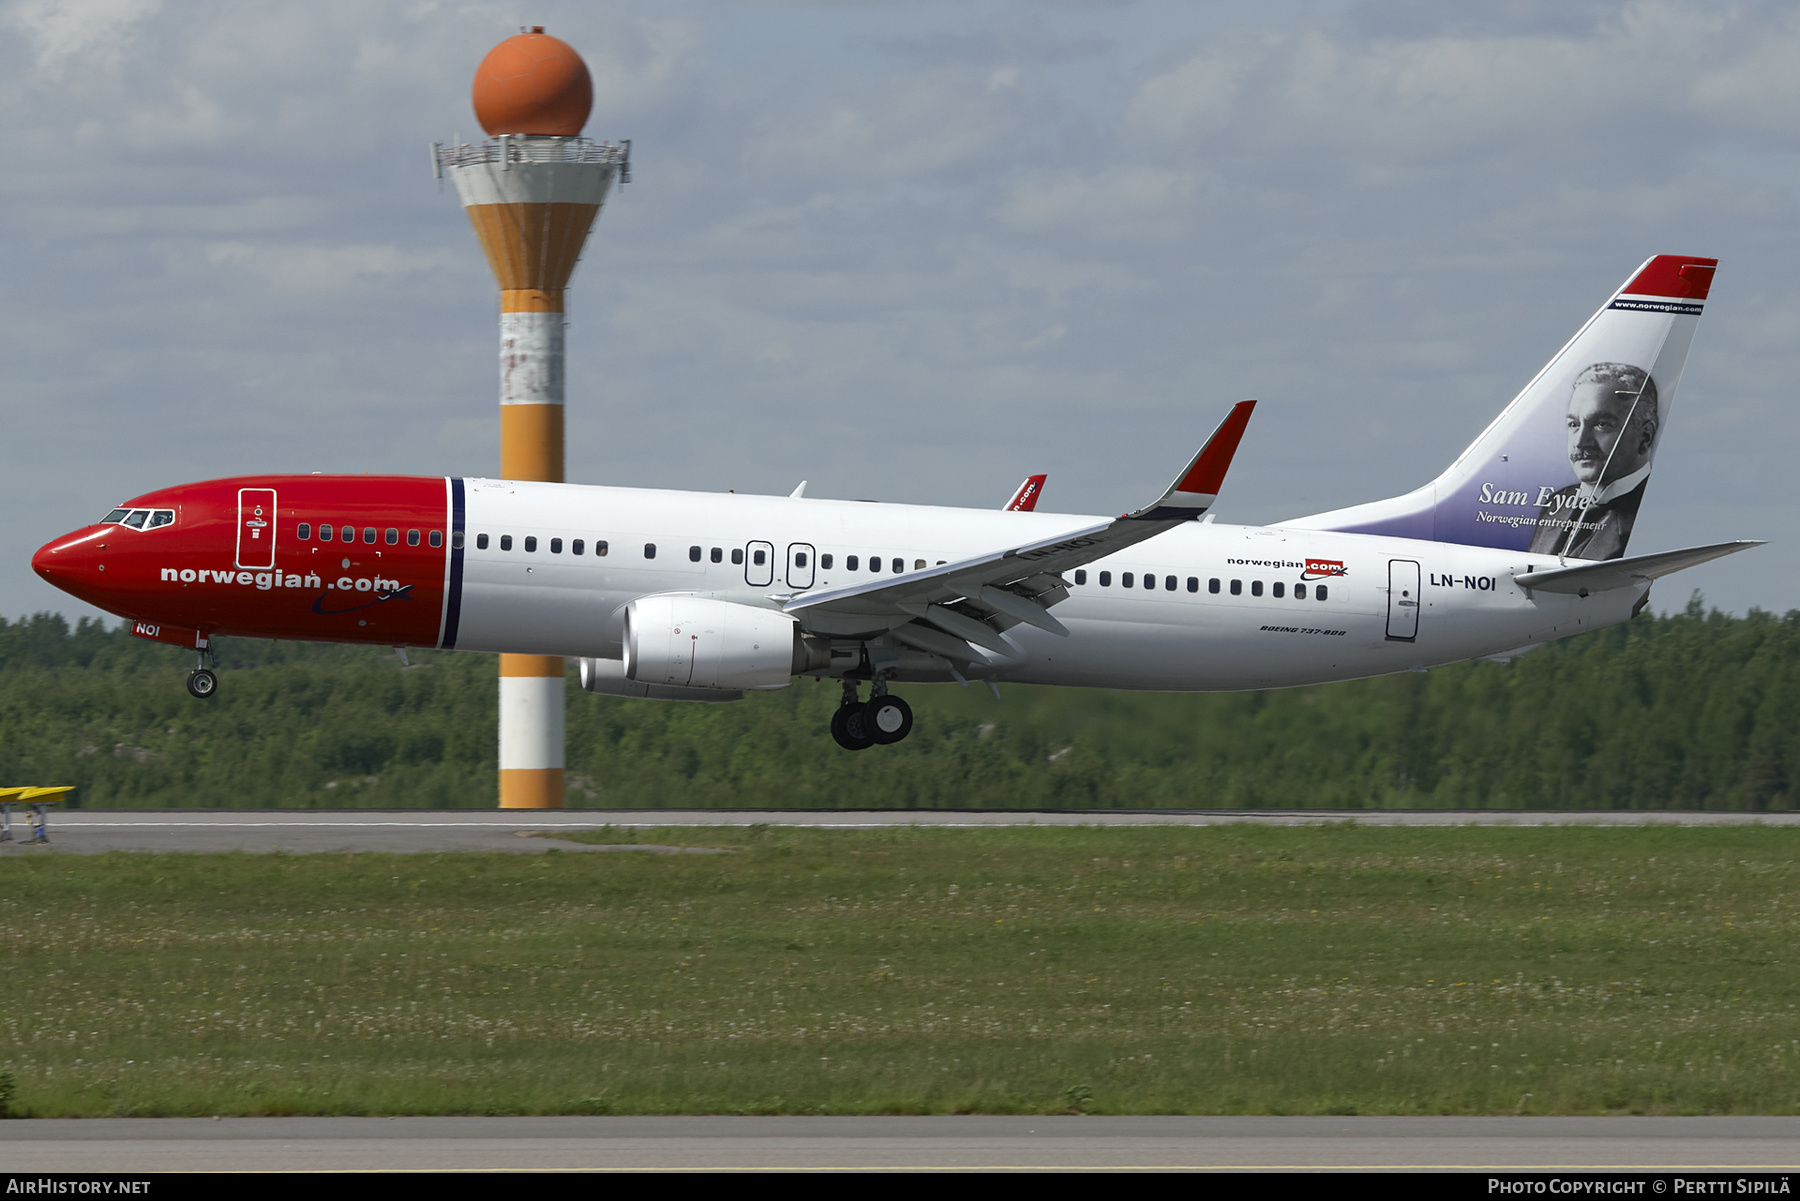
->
[[453, 479, 1637, 691]]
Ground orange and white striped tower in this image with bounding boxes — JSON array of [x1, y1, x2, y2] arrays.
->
[[434, 28, 629, 808]]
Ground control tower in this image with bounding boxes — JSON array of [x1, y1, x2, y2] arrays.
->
[[434, 28, 629, 809]]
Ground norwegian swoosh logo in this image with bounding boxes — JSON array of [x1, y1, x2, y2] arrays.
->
[[311, 585, 414, 616]]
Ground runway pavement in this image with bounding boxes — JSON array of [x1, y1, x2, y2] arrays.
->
[[1, 807, 1796, 854], [1, 1115, 1797, 1171]]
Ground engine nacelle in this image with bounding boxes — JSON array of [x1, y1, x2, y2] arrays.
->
[[577, 656, 743, 703], [623, 595, 802, 691]]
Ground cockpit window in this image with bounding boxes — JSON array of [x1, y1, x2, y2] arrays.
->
[[102, 509, 128, 524], [122, 511, 148, 529], [147, 510, 173, 529]]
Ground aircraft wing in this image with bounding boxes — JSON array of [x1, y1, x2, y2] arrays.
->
[[784, 402, 1255, 657], [1513, 540, 1764, 595]]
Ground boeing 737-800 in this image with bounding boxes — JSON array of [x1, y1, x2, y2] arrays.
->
[[33, 255, 1759, 749]]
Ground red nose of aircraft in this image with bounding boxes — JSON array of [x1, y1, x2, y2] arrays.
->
[[33, 526, 110, 604]]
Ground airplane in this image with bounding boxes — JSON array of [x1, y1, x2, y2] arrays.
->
[[33, 255, 1760, 750]]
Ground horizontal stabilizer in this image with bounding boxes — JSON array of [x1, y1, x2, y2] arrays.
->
[[1513, 540, 1763, 595]]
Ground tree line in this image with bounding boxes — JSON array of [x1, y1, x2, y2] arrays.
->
[[1, 595, 1794, 810]]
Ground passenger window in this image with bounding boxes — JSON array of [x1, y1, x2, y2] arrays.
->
[[689, 545, 701, 562], [752, 548, 766, 566], [1160, 575, 1172, 590], [499, 535, 512, 551], [430, 530, 443, 548], [1317, 585, 1329, 601], [730, 548, 742, 565], [821, 553, 833, 569], [1230, 579, 1242, 595], [1273, 582, 1284, 598], [711, 547, 723, 563], [477, 534, 489, 550], [385, 528, 398, 545], [123, 511, 148, 529], [914, 559, 925, 571], [1209, 578, 1220, 594], [1251, 580, 1263, 597], [407, 530, 421, 547], [847, 555, 859, 571], [1295, 583, 1307, 599], [319, 524, 333, 542], [596, 541, 608, 557], [1122, 572, 1134, 588], [644, 543, 656, 559], [297, 523, 312, 540], [149, 511, 174, 529], [362, 528, 377, 545], [550, 538, 562, 554], [1099, 572, 1111, 586], [1075, 569, 1087, 585], [572, 539, 584, 555], [524, 536, 537, 552], [894, 558, 905, 573], [796, 552, 808, 568], [1187, 577, 1198, 593], [341, 525, 355, 542]]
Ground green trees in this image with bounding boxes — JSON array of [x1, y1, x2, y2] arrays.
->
[[2, 599, 1796, 810]]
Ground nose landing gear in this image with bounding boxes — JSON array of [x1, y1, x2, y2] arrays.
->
[[829, 677, 915, 750], [186, 645, 218, 700]]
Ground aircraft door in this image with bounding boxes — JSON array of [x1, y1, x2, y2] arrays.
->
[[744, 541, 774, 587], [237, 488, 277, 570], [786, 543, 816, 590], [1386, 559, 1421, 641]]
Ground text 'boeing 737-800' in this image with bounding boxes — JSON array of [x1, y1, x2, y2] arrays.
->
[[33, 255, 1760, 749]]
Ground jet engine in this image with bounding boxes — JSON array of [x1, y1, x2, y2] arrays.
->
[[623, 595, 816, 691], [577, 656, 744, 702]]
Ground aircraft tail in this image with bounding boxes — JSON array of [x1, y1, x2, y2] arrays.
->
[[1286, 255, 1716, 561]]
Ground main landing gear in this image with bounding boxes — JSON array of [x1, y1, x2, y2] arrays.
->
[[831, 678, 914, 751], [186, 646, 218, 700]]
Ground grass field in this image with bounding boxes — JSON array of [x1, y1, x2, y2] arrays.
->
[[3, 825, 1797, 1116]]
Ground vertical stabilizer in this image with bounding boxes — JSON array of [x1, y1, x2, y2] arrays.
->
[[1286, 256, 1715, 560]]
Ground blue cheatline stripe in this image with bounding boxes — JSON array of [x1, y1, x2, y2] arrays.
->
[[1610, 298, 1704, 315], [441, 478, 466, 650]]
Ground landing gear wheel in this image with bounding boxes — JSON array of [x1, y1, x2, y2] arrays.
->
[[186, 668, 218, 700], [830, 702, 875, 751], [865, 695, 913, 744]]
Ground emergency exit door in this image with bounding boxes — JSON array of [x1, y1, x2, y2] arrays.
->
[[1386, 559, 1420, 641], [237, 488, 277, 570], [786, 543, 816, 590], [744, 541, 774, 587]]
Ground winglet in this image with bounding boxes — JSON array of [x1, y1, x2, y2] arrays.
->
[[1003, 474, 1047, 512], [1125, 400, 1256, 521]]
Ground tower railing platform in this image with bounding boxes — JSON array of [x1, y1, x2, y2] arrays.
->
[[434, 136, 629, 175]]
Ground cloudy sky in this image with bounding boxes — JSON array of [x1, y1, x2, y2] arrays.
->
[[3, 0, 1796, 623]]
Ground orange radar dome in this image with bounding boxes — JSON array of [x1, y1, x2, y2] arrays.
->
[[472, 28, 592, 137]]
